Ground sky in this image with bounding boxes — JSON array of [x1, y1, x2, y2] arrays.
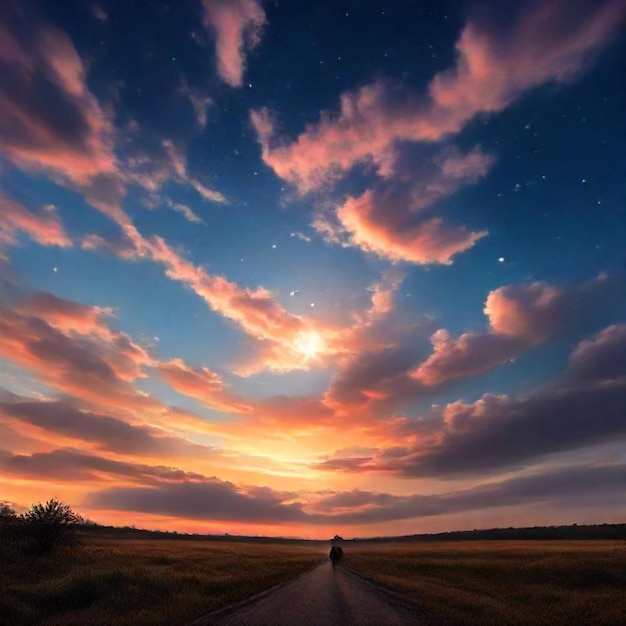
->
[[0, 0, 625, 539]]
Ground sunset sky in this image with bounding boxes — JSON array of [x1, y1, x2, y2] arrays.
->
[[1, 0, 625, 539]]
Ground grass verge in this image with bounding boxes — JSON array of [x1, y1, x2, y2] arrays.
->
[[343, 540, 626, 625], [0, 535, 325, 625]]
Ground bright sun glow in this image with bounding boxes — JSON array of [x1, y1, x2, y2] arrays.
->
[[295, 331, 324, 360]]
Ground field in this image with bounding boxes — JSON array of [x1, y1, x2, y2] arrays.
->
[[0, 532, 325, 626], [2, 534, 624, 625], [343, 540, 626, 625]]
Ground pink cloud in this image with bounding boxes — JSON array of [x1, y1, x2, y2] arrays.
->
[[80, 232, 138, 260], [201, 0, 266, 87], [251, 0, 623, 264], [413, 329, 525, 386], [428, 0, 624, 131], [189, 177, 227, 204], [484, 282, 565, 342], [131, 228, 304, 343], [381, 378, 626, 477], [15, 291, 113, 336], [0, 7, 132, 226], [152, 140, 226, 204], [568, 324, 626, 382], [335, 193, 487, 265], [413, 281, 568, 386], [0, 195, 71, 254], [254, 0, 622, 191], [315, 146, 494, 264], [319, 328, 626, 478], [250, 82, 410, 194], [0, 12, 117, 186], [318, 275, 608, 410], [168, 201, 205, 225]]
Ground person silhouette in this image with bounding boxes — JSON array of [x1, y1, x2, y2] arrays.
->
[[329, 545, 343, 570]]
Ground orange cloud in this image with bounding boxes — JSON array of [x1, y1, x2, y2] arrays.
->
[[15, 291, 113, 336], [156, 358, 252, 413], [201, 0, 266, 87], [0, 295, 157, 412], [82, 224, 336, 376], [0, 398, 206, 460], [0, 195, 71, 254]]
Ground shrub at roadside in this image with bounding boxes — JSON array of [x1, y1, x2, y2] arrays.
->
[[1, 499, 83, 559]]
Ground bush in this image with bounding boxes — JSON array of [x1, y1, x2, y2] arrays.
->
[[0, 509, 21, 560], [17, 499, 84, 557]]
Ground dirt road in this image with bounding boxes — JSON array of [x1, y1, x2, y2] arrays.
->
[[192, 560, 427, 625]]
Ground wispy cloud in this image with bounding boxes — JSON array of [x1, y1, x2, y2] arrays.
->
[[81, 460, 626, 525], [156, 358, 252, 413], [0, 4, 125, 223], [251, 0, 623, 263], [0, 398, 204, 458], [0, 195, 71, 255], [201, 0, 266, 87]]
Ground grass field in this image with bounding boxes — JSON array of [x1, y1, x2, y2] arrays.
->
[[343, 540, 626, 625], [0, 533, 325, 625], [2, 534, 624, 625]]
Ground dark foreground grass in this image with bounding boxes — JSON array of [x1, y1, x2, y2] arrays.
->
[[344, 540, 626, 625], [0, 534, 325, 625]]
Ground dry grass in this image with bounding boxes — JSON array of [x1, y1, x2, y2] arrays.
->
[[0, 534, 325, 625], [343, 540, 626, 625], [3, 534, 623, 625]]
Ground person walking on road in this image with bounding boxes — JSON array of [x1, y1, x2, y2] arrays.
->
[[329, 546, 343, 570]]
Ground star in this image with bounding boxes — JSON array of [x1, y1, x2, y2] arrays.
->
[[498, 257, 505, 263], [53, 267, 58, 272], [310, 302, 315, 307]]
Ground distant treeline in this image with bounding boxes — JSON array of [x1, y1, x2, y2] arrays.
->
[[351, 523, 626, 543], [76, 524, 323, 545], [77, 522, 625, 543]]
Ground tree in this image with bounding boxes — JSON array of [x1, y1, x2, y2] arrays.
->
[[0, 501, 20, 560], [18, 499, 83, 557], [1, 501, 16, 516]]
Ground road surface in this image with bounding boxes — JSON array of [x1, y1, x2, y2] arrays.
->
[[192, 560, 428, 626]]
